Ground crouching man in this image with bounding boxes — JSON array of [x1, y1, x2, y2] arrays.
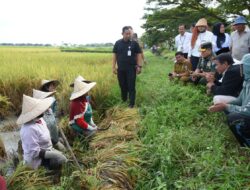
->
[[209, 54, 250, 147], [169, 51, 192, 82]]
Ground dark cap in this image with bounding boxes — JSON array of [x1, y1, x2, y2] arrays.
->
[[199, 42, 212, 52]]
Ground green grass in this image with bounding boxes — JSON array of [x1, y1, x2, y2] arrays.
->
[[135, 52, 250, 189]]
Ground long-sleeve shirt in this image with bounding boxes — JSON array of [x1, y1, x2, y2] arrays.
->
[[20, 118, 52, 169], [175, 32, 192, 54], [69, 96, 91, 129], [213, 33, 231, 53], [226, 81, 250, 117], [211, 65, 243, 97], [188, 30, 214, 57]]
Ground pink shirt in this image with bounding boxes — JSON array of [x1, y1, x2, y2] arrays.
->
[[20, 118, 52, 169]]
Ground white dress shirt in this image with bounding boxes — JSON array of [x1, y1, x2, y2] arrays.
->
[[175, 32, 192, 53], [188, 30, 214, 57], [213, 33, 231, 53]]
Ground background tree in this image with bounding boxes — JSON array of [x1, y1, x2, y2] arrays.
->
[[142, 0, 250, 48]]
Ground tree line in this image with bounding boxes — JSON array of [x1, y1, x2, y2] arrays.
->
[[141, 0, 250, 49]]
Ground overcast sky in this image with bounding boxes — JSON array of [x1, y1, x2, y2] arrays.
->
[[0, 0, 147, 45]]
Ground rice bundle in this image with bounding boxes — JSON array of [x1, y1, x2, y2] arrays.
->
[[83, 107, 143, 189], [98, 107, 140, 131], [96, 160, 135, 190], [90, 107, 140, 150], [7, 165, 53, 190]]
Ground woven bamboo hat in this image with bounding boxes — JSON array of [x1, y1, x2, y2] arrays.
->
[[70, 80, 96, 101], [195, 18, 208, 27], [40, 79, 59, 90], [33, 89, 56, 99], [70, 75, 92, 87], [16, 95, 54, 125]]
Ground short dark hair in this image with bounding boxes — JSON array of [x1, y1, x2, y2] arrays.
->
[[122, 26, 130, 33], [175, 51, 184, 56], [179, 24, 186, 29], [215, 53, 234, 65]]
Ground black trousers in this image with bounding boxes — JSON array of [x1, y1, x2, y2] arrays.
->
[[227, 112, 250, 147], [190, 55, 200, 71], [117, 67, 136, 106]]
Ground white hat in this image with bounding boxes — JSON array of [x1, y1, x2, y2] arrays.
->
[[16, 95, 54, 125], [70, 80, 96, 101], [40, 79, 59, 90], [33, 89, 56, 99], [70, 75, 92, 87]]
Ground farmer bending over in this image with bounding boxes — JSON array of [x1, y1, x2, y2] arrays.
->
[[40, 79, 60, 116], [33, 89, 66, 151], [69, 80, 98, 135], [17, 95, 67, 170]]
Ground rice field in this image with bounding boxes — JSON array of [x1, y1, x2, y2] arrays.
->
[[0, 47, 118, 117]]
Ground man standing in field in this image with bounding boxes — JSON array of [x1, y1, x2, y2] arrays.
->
[[112, 26, 142, 108]]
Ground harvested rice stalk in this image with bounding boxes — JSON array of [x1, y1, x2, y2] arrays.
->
[[7, 165, 53, 190], [0, 95, 12, 119], [89, 128, 136, 150], [96, 160, 135, 190], [95, 142, 142, 164], [98, 106, 140, 131]]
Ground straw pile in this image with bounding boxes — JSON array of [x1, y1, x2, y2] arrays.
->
[[85, 106, 143, 189]]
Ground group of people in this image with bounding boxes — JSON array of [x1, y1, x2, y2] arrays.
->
[[15, 75, 98, 172], [170, 16, 250, 147]]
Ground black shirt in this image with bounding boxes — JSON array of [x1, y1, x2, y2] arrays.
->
[[113, 39, 142, 70]]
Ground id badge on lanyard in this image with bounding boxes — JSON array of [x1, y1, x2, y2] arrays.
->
[[128, 46, 131, 56]]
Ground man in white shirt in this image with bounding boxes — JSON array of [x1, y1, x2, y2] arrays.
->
[[188, 18, 215, 71], [175, 24, 192, 58]]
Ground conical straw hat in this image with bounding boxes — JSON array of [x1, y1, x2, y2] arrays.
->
[[70, 75, 92, 87], [195, 18, 208, 27], [33, 89, 56, 99], [70, 80, 96, 101], [16, 95, 54, 125], [40, 79, 59, 90]]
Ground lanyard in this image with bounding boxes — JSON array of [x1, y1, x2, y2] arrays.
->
[[179, 34, 186, 46]]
